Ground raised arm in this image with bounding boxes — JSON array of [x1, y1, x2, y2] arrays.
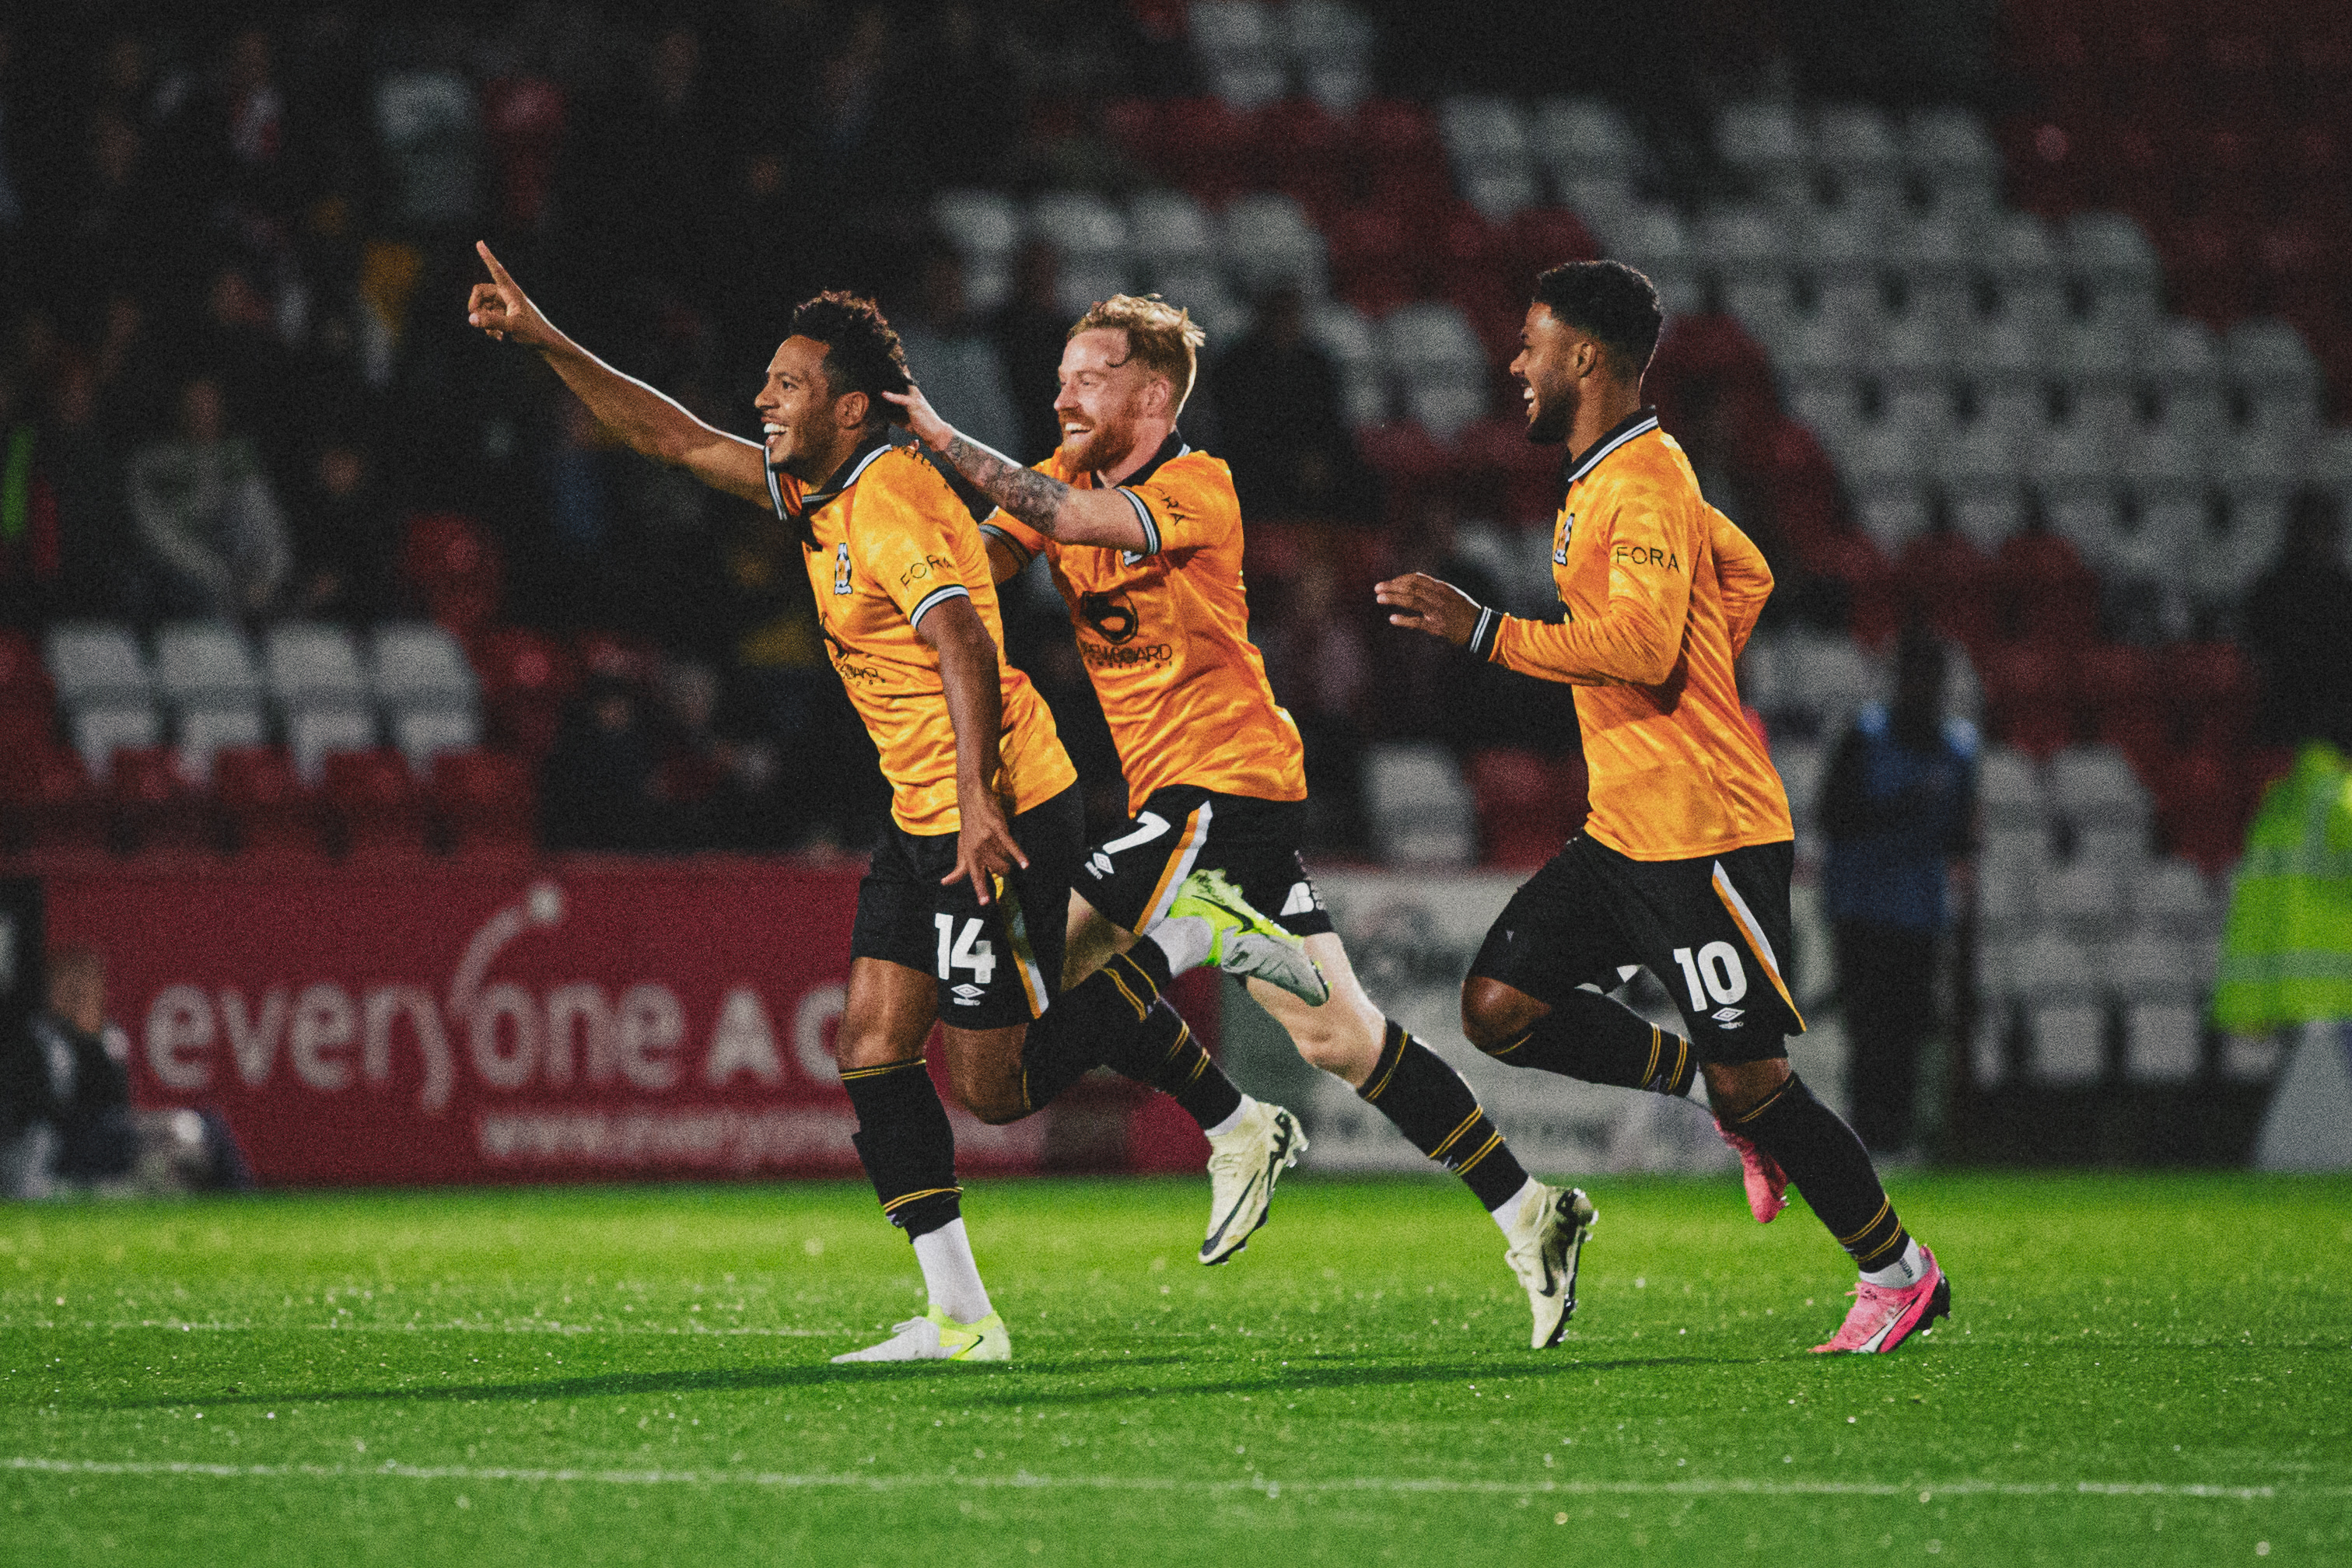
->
[[915, 593, 1030, 905], [886, 383, 1149, 551], [466, 241, 769, 507]]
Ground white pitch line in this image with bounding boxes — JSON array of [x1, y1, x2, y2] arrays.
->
[[2, 1321, 845, 1338], [3, 1457, 2325, 1503]]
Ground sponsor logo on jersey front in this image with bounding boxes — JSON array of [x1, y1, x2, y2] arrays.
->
[[832, 541, 852, 595], [1079, 590, 1139, 644], [1079, 640, 1173, 670]]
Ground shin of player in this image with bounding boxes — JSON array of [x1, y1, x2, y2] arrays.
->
[[1378, 261, 1948, 1355], [894, 297, 1594, 1342]]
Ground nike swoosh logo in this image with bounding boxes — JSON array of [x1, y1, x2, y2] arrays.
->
[[1203, 1169, 1265, 1255]]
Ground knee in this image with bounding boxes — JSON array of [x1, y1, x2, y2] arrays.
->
[[1701, 1057, 1790, 1121], [1290, 1017, 1373, 1078], [946, 1059, 1027, 1126], [1460, 978, 1542, 1055]]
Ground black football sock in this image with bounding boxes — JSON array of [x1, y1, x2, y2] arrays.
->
[[1729, 1072, 1909, 1274], [838, 1055, 961, 1240], [1360, 1020, 1530, 1212], [1479, 989, 1697, 1096], [1018, 946, 1246, 1129]]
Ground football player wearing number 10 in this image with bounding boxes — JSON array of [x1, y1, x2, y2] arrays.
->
[[1377, 260, 1950, 1354], [891, 295, 1599, 1349], [466, 247, 1323, 1364]]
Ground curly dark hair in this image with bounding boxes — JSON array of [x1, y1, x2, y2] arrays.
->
[[1531, 260, 1663, 380], [789, 291, 912, 426]]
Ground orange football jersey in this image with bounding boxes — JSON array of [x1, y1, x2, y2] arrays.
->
[[768, 439, 1076, 835], [985, 434, 1306, 812], [1468, 409, 1792, 861]]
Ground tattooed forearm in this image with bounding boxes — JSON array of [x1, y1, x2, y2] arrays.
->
[[944, 435, 1073, 534]]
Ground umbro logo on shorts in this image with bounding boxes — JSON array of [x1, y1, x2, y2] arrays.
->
[[951, 984, 985, 1005], [1712, 1005, 1745, 1028], [1087, 852, 1112, 878]]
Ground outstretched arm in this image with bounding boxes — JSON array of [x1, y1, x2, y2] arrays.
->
[[466, 241, 769, 507], [887, 383, 1148, 551], [916, 593, 1030, 905]]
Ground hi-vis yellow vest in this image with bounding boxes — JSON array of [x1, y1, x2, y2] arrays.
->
[[2213, 741, 2352, 1030]]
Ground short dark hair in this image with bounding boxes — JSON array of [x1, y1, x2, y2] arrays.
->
[[789, 291, 912, 426], [1531, 260, 1663, 380]]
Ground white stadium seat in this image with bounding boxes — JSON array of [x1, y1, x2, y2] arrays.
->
[[73, 704, 161, 778], [370, 624, 478, 711], [1363, 744, 1475, 868], [46, 622, 152, 708], [264, 624, 371, 712], [153, 622, 261, 709], [177, 706, 267, 784]]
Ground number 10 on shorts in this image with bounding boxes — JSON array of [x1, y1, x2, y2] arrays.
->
[[1671, 942, 1748, 1013], [935, 914, 998, 984]]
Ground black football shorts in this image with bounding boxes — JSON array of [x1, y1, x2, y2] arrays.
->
[[1468, 835, 1805, 1066], [1074, 785, 1335, 940], [849, 785, 1082, 1029]]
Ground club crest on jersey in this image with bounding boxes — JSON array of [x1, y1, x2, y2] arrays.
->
[[1555, 512, 1574, 565], [832, 541, 852, 595]]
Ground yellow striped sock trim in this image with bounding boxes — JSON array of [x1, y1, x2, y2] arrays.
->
[[1362, 1037, 1408, 1101], [1102, 954, 1157, 1021], [1835, 1197, 1894, 1248], [1427, 1108, 1486, 1161], [880, 1185, 961, 1216], [840, 1056, 926, 1083], [1451, 1129, 1505, 1175], [1641, 1025, 1662, 1087], [1730, 1079, 1793, 1125], [1489, 1031, 1531, 1058], [1854, 1227, 1909, 1268], [1671, 1036, 1690, 1091], [1160, 1022, 1194, 1066], [1181, 1052, 1208, 1087]]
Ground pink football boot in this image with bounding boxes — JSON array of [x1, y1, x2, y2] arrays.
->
[[1812, 1245, 1951, 1354]]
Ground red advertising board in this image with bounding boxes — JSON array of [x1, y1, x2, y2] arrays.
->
[[39, 859, 1212, 1187]]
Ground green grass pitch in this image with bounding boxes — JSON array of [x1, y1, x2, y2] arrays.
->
[[2, 1171, 2346, 1566]]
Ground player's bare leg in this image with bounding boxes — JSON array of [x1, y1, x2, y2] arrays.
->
[[831, 958, 1006, 1363]]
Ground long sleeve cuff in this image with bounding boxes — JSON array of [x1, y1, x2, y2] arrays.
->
[[1468, 603, 1503, 662]]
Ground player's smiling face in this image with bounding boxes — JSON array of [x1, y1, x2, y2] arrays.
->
[[754, 335, 856, 481], [1054, 328, 1162, 474], [1510, 303, 1584, 445]]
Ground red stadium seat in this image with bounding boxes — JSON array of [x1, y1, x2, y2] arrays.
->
[[432, 749, 537, 859], [1897, 532, 1997, 653], [1454, 417, 1561, 526], [1468, 748, 1587, 869], [322, 748, 429, 862], [1355, 422, 1454, 526], [1324, 205, 1420, 315], [1156, 97, 1262, 203], [401, 513, 503, 632], [471, 625, 578, 761], [0, 746, 103, 858], [1978, 642, 2077, 757], [1259, 97, 1349, 216], [1101, 98, 1164, 168], [1507, 208, 1600, 281], [213, 745, 324, 862], [107, 745, 212, 858]]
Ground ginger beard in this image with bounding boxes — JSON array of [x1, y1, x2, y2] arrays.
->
[[1053, 329, 1160, 476]]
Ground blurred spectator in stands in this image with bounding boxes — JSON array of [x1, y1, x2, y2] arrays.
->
[[1213, 285, 1368, 522], [0, 948, 250, 1199], [290, 438, 402, 621], [12, 359, 137, 621], [194, 264, 299, 471], [2242, 488, 2352, 749], [895, 246, 1020, 459], [1818, 625, 1979, 1159], [1256, 558, 1371, 853], [1379, 493, 1506, 742], [995, 239, 1069, 463], [126, 376, 292, 618], [219, 28, 289, 218], [541, 673, 663, 852]]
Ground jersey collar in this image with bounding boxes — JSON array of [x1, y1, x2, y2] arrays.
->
[[1559, 405, 1661, 497], [1093, 428, 1189, 490], [768, 432, 895, 541]]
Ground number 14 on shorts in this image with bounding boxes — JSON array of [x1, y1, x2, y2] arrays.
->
[[1671, 942, 1748, 1027], [935, 914, 997, 984]]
